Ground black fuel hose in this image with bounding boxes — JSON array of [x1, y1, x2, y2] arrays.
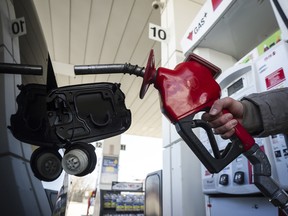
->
[[0, 63, 43, 75], [74, 63, 145, 77]]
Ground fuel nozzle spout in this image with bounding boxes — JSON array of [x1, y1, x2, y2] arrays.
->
[[74, 63, 145, 77], [74, 49, 158, 99]]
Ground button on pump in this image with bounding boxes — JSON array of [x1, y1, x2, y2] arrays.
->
[[234, 171, 245, 184], [219, 174, 229, 185]]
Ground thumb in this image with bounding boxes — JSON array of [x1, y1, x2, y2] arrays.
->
[[209, 99, 223, 115]]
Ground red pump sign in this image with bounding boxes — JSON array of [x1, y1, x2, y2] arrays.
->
[[181, 0, 233, 55]]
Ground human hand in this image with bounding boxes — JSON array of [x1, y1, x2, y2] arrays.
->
[[201, 97, 244, 139]]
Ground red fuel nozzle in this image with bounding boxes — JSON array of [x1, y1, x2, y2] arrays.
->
[[142, 49, 222, 123]]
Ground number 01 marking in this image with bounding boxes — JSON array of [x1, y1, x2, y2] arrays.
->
[[12, 20, 25, 34], [11, 17, 27, 37]]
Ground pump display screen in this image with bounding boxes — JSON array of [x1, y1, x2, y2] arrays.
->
[[227, 78, 243, 96]]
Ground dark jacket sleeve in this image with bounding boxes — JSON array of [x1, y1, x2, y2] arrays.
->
[[241, 87, 288, 137]]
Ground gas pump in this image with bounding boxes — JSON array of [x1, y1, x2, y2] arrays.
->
[[217, 63, 278, 194], [201, 38, 288, 215], [201, 63, 277, 195], [255, 40, 288, 191], [176, 0, 288, 214]]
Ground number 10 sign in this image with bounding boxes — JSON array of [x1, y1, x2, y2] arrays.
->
[[149, 23, 168, 43]]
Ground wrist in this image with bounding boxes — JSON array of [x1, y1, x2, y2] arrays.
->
[[241, 100, 263, 135]]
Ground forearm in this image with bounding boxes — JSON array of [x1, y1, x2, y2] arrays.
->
[[241, 88, 288, 137]]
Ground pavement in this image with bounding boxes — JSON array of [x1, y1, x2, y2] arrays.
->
[[65, 201, 95, 216]]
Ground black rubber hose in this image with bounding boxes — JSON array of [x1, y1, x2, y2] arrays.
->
[[0, 63, 43, 75], [74, 63, 145, 77]]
